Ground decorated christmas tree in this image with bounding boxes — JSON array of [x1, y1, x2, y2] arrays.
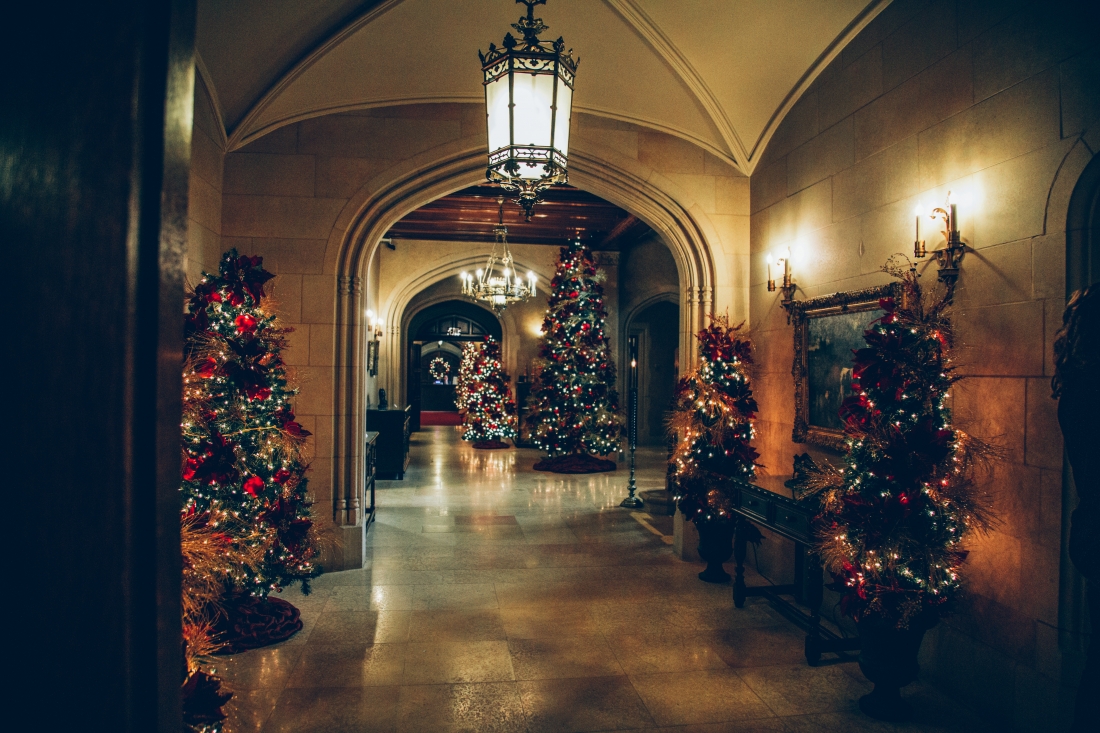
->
[[181, 249, 320, 651], [527, 239, 621, 472], [454, 342, 481, 412], [461, 337, 517, 448], [800, 261, 995, 631], [668, 314, 760, 520]]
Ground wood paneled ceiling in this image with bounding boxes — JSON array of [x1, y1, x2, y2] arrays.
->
[[385, 185, 653, 249]]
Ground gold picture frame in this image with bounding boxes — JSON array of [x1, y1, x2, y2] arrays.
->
[[790, 282, 899, 450]]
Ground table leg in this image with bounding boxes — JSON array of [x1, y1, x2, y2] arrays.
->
[[733, 519, 748, 608], [805, 552, 824, 666]]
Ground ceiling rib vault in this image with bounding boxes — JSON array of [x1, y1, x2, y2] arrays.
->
[[196, 0, 891, 173]]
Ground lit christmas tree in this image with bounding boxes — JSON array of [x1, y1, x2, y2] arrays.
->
[[801, 260, 995, 629], [461, 337, 517, 448], [527, 240, 621, 472], [454, 341, 481, 412], [181, 250, 320, 647], [668, 314, 760, 522]]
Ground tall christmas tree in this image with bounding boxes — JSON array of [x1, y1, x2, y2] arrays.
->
[[799, 260, 995, 631], [668, 315, 760, 521], [454, 341, 481, 412], [461, 337, 517, 449], [181, 250, 320, 631], [527, 240, 621, 472]]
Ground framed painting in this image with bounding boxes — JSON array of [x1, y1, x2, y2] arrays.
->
[[790, 282, 899, 450]]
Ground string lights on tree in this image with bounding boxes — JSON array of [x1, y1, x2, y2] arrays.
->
[[455, 342, 481, 413], [797, 258, 996, 627], [179, 250, 321, 722], [461, 337, 517, 449], [668, 314, 761, 521], [527, 239, 621, 472]]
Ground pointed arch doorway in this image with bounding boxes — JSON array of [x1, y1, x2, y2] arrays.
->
[[405, 300, 502, 431]]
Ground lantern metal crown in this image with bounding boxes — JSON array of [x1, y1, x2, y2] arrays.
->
[[461, 198, 537, 314], [480, 0, 578, 220]]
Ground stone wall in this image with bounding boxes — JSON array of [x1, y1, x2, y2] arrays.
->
[[187, 77, 224, 281], [748, 0, 1097, 728]]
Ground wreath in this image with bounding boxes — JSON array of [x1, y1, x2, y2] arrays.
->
[[429, 356, 451, 382]]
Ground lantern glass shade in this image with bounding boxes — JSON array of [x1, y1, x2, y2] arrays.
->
[[483, 58, 573, 182], [480, 3, 577, 211]]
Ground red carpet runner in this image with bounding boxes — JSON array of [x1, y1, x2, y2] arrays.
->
[[421, 411, 463, 426]]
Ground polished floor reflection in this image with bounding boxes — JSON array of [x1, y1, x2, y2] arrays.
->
[[220, 427, 988, 732]]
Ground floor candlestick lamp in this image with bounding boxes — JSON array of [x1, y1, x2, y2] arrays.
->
[[620, 335, 643, 509]]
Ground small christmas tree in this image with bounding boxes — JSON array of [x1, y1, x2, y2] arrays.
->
[[668, 314, 760, 521], [800, 260, 995, 630], [454, 342, 481, 412], [527, 240, 621, 472], [462, 338, 517, 449], [181, 250, 320, 648]]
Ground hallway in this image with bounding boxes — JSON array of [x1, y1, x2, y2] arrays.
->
[[220, 428, 987, 733]]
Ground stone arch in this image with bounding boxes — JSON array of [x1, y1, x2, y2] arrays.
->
[[620, 291, 681, 379], [327, 136, 725, 525], [390, 264, 547, 406]]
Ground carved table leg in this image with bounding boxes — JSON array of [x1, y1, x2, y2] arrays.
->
[[733, 519, 748, 608], [805, 552, 824, 666]]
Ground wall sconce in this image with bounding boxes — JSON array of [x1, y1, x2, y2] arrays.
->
[[914, 191, 967, 299], [767, 248, 798, 322], [365, 310, 381, 376]]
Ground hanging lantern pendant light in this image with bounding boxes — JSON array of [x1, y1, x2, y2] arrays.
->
[[480, 0, 578, 221], [461, 197, 537, 313]]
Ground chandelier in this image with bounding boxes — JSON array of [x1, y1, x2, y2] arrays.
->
[[480, 0, 577, 220], [461, 198, 536, 314]]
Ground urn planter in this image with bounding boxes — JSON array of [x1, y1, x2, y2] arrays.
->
[[695, 520, 735, 583], [856, 613, 937, 721]]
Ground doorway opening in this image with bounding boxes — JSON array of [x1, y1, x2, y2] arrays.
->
[[628, 300, 680, 444], [405, 300, 502, 430]]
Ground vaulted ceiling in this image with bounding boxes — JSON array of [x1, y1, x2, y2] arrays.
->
[[196, 0, 886, 173]]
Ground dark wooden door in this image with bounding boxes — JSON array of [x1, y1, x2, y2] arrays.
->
[[408, 342, 422, 431]]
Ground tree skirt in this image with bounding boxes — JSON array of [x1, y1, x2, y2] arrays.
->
[[213, 596, 302, 654], [533, 454, 617, 473], [473, 440, 510, 450]]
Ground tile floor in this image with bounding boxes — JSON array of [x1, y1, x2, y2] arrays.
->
[[219, 427, 990, 732]]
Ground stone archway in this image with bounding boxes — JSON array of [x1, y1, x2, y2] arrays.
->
[[325, 138, 726, 537]]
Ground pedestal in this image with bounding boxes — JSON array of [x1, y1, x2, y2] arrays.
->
[[673, 509, 701, 562]]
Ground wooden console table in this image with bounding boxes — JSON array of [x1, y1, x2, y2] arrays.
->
[[367, 405, 411, 479], [363, 431, 378, 526], [727, 475, 859, 665]]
